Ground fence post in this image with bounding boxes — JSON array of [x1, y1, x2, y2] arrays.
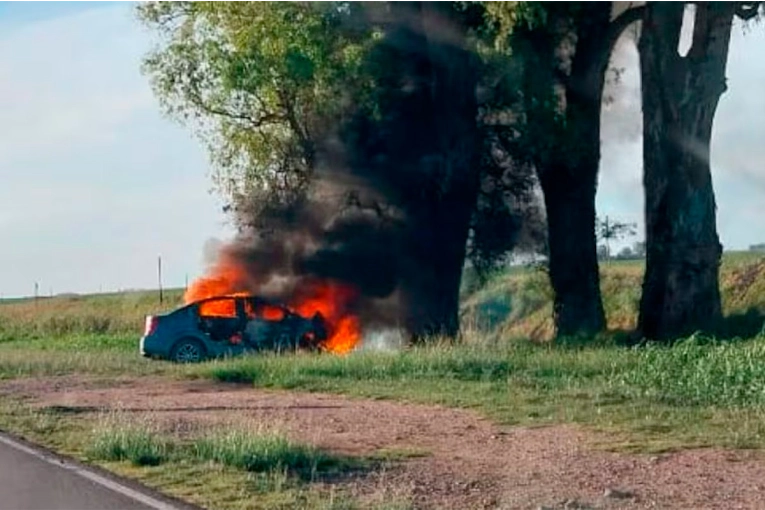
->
[[158, 256, 164, 304]]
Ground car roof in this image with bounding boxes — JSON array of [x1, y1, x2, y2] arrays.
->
[[186, 294, 287, 308]]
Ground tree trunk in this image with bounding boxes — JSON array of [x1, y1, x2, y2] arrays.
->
[[404, 192, 478, 340], [368, 2, 481, 341], [541, 156, 605, 336], [527, 3, 643, 337], [637, 3, 734, 341], [403, 2, 481, 341]]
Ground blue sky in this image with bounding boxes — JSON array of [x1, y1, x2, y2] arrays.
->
[[0, 3, 763, 297], [599, 14, 765, 256], [0, 2, 234, 298]]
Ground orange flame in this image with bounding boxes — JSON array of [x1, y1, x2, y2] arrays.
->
[[184, 255, 362, 354], [291, 279, 361, 354], [185, 254, 249, 317]]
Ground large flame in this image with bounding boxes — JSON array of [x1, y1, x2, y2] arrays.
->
[[184, 256, 249, 317], [183, 257, 362, 354], [290, 279, 361, 354]]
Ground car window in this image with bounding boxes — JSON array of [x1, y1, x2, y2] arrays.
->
[[198, 298, 237, 318], [244, 299, 286, 321]]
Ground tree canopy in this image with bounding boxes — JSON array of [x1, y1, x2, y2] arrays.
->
[[138, 1, 761, 343], [138, 2, 378, 221]]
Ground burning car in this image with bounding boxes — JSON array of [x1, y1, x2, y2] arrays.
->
[[140, 295, 328, 363]]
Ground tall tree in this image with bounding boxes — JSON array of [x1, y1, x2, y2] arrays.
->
[[491, 2, 644, 337], [637, 2, 761, 340], [340, 2, 483, 340], [141, 2, 534, 341], [137, 2, 376, 224]]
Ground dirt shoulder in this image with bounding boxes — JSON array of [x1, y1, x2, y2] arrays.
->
[[2, 376, 765, 510]]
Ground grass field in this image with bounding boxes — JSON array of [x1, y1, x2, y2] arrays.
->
[[2, 251, 765, 508]]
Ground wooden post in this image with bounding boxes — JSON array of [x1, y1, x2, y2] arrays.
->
[[158, 256, 164, 304]]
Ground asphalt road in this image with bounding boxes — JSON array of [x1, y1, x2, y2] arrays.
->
[[0, 432, 194, 510]]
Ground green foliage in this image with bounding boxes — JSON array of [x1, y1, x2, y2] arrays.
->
[[479, 2, 615, 174], [87, 418, 172, 466], [86, 414, 348, 477], [619, 337, 765, 407], [137, 2, 376, 213], [192, 427, 346, 478], [596, 216, 638, 260], [139, 1, 548, 282], [466, 0, 547, 54]]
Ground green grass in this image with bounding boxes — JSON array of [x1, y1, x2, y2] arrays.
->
[[462, 250, 765, 341], [0, 402, 401, 510], [4, 332, 765, 452], [0, 288, 185, 339], [191, 427, 354, 478], [87, 416, 172, 466], [0, 347, 176, 380], [86, 414, 350, 475], [3, 252, 765, 506], [196, 337, 765, 451]]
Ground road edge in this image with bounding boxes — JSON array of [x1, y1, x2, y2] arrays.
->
[[0, 430, 203, 510]]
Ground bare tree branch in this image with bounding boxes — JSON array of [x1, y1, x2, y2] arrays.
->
[[186, 83, 287, 129]]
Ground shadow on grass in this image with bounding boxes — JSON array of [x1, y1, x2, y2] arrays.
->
[[715, 308, 765, 341], [563, 308, 765, 349], [552, 329, 633, 348]]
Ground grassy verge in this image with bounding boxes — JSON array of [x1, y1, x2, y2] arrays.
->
[[462, 251, 765, 341], [0, 402, 408, 510], [197, 337, 765, 452], [2, 254, 765, 506], [0, 332, 189, 380], [3, 326, 765, 453]]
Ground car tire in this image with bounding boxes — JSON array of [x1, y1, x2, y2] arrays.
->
[[170, 338, 207, 363]]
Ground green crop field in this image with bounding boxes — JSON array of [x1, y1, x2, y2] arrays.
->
[[2, 251, 765, 509]]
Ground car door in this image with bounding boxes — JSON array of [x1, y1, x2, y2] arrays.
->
[[219, 298, 249, 357]]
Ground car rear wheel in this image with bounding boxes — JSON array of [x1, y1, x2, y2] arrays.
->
[[170, 338, 206, 363]]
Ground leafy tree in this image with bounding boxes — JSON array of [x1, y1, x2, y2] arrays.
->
[[139, 2, 548, 341], [595, 215, 637, 261], [137, 1, 376, 224], [484, 2, 644, 338], [616, 246, 634, 260]]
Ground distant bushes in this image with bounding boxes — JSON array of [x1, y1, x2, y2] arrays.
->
[[461, 252, 765, 341]]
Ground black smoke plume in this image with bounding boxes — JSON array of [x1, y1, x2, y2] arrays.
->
[[203, 3, 544, 340]]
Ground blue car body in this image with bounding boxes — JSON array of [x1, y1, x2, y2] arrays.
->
[[140, 295, 327, 363]]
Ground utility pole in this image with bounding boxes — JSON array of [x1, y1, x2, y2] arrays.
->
[[158, 255, 164, 304], [34, 282, 39, 306]]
